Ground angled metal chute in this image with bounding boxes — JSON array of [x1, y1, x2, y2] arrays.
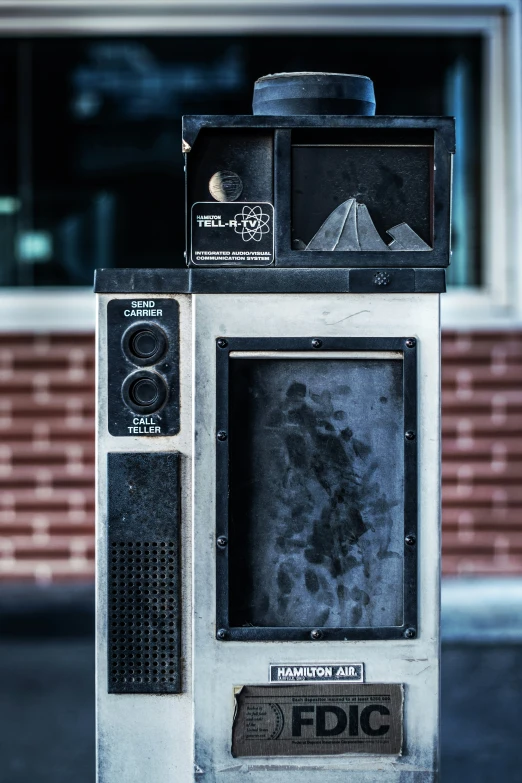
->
[[305, 197, 387, 251], [335, 198, 361, 250], [387, 222, 431, 250], [305, 198, 431, 251], [305, 198, 355, 251], [356, 203, 390, 251]]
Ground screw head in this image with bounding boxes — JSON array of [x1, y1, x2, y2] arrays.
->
[[405, 534, 416, 546], [311, 338, 323, 349], [216, 628, 228, 640], [373, 271, 391, 287], [405, 430, 416, 441], [405, 338, 416, 348], [217, 338, 228, 349], [217, 536, 228, 548], [310, 629, 323, 640], [404, 628, 416, 639], [217, 430, 228, 442]]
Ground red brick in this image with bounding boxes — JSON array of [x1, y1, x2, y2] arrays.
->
[[2, 329, 522, 582]]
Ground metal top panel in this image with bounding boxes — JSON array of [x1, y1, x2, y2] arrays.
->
[[182, 115, 456, 153], [94, 267, 446, 294]]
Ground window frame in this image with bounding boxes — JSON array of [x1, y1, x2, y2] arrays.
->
[[0, 0, 520, 330], [215, 336, 418, 642]]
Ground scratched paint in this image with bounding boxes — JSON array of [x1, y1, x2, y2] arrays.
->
[[228, 358, 404, 628]]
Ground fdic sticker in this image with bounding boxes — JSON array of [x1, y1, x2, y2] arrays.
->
[[270, 663, 364, 683], [191, 202, 274, 266], [232, 684, 403, 757]]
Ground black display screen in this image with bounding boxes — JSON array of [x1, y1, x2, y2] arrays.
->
[[292, 134, 433, 252], [227, 355, 405, 629]]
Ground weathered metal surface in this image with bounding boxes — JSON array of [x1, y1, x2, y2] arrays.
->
[[193, 293, 441, 781], [96, 293, 193, 783], [97, 290, 441, 782]]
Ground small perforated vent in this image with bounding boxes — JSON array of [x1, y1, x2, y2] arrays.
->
[[109, 541, 180, 693]]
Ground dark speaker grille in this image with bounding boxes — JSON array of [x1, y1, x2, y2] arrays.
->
[[107, 452, 181, 695], [109, 540, 179, 692]]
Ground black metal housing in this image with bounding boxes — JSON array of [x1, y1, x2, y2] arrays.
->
[[184, 115, 454, 270], [215, 336, 418, 642], [94, 267, 446, 294]]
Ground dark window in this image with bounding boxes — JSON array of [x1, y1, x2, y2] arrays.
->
[[0, 35, 481, 286]]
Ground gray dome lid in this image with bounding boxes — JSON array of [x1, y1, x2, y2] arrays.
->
[[253, 72, 376, 116]]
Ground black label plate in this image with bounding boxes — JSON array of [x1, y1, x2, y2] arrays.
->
[[107, 298, 180, 437], [232, 684, 403, 757], [191, 202, 274, 266]]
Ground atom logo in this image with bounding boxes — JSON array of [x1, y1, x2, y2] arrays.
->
[[234, 205, 271, 242]]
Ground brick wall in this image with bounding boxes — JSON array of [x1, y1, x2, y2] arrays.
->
[[0, 330, 520, 582], [0, 334, 94, 582], [442, 331, 522, 575]]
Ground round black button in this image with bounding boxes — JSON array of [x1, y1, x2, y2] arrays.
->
[[122, 370, 168, 414], [130, 378, 159, 407], [130, 330, 158, 359], [122, 323, 167, 366]]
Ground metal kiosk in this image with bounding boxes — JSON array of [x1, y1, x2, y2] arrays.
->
[[95, 73, 454, 783]]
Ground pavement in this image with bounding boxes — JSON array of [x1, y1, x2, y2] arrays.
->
[[0, 640, 94, 783], [0, 639, 521, 782], [1, 580, 522, 782], [441, 643, 522, 782]]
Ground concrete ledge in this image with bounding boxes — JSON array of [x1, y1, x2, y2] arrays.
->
[[0, 583, 94, 638], [442, 577, 522, 643], [0, 288, 94, 331]]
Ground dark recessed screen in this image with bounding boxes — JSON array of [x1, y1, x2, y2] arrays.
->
[[228, 356, 405, 629], [292, 146, 432, 252]]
